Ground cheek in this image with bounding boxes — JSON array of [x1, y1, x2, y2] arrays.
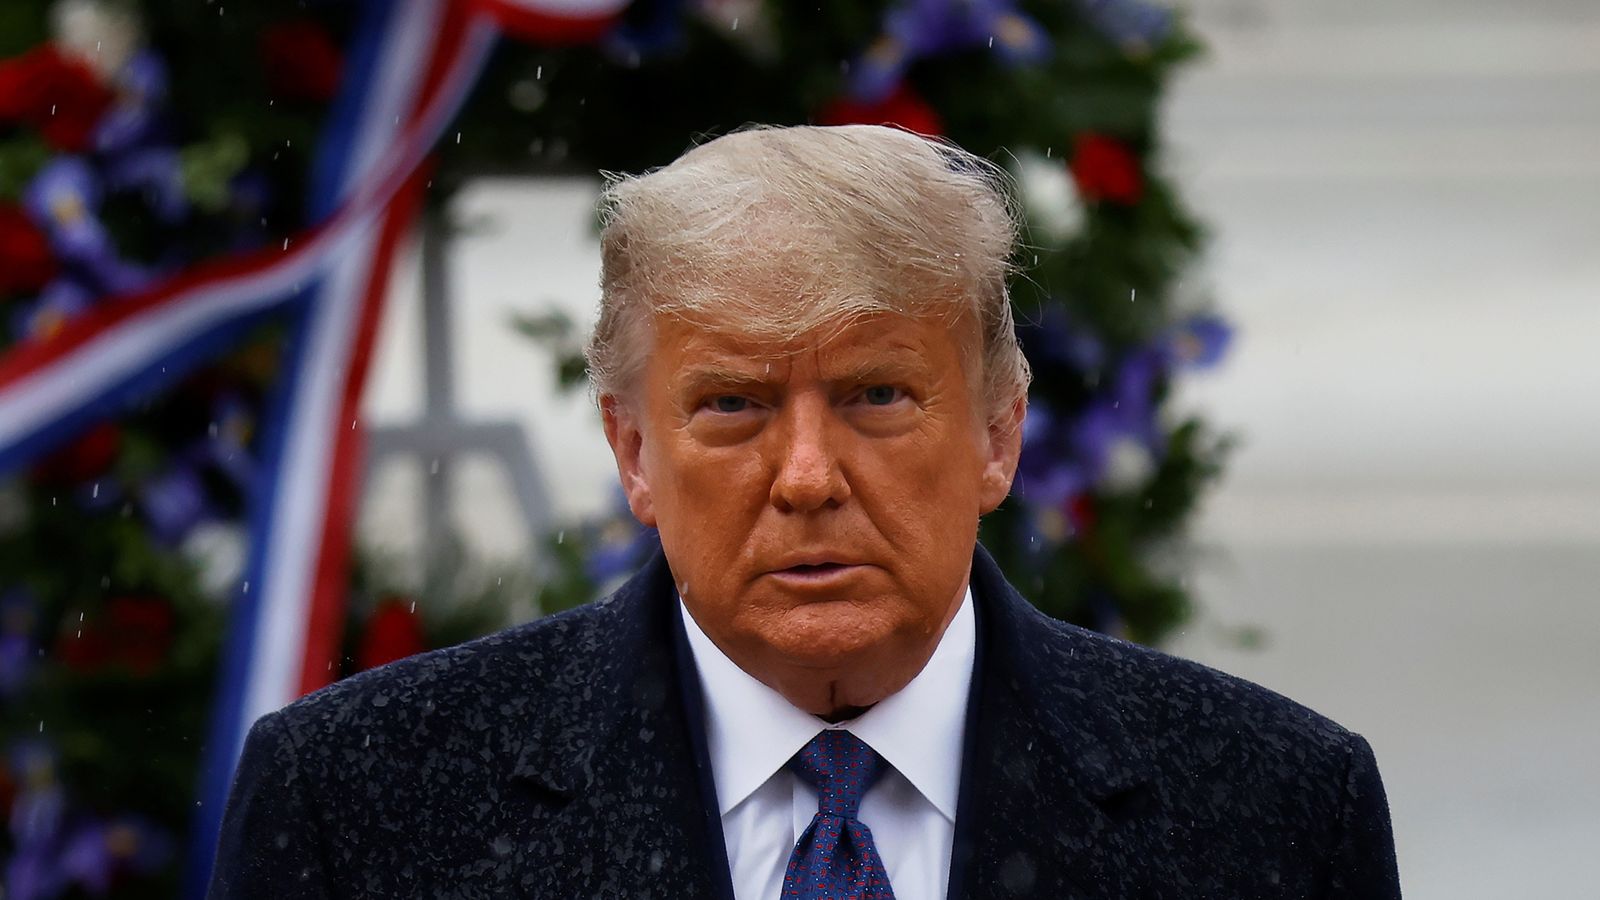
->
[[650, 438, 768, 562], [858, 419, 983, 505], [847, 424, 984, 567]]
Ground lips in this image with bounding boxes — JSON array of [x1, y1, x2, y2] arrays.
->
[[780, 562, 851, 575], [765, 555, 872, 586], [769, 553, 867, 574]]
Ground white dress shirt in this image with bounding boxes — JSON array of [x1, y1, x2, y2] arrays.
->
[[678, 588, 976, 900]]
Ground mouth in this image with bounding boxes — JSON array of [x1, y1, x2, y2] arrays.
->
[[766, 561, 869, 586]]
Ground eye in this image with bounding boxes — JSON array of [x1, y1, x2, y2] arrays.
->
[[860, 385, 903, 406], [710, 395, 751, 413]]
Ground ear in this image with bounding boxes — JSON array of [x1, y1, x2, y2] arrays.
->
[[600, 394, 658, 528], [978, 393, 1027, 515]]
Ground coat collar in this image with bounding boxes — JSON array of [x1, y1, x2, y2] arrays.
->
[[951, 543, 1160, 898], [506, 545, 733, 898]]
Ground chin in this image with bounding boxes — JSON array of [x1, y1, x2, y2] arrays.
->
[[755, 602, 904, 670]]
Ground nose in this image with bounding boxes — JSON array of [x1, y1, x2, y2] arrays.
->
[[768, 393, 852, 513]]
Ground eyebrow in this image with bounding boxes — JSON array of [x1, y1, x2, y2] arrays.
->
[[673, 352, 935, 396], [674, 366, 773, 395], [826, 357, 935, 387]]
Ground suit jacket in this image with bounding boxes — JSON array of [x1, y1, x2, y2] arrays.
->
[[208, 543, 1400, 899]]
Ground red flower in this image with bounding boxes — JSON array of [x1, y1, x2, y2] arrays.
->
[[259, 20, 344, 104], [818, 82, 944, 137], [1069, 134, 1143, 205], [1066, 492, 1098, 534], [0, 44, 115, 152], [31, 421, 122, 485], [357, 598, 426, 671], [56, 596, 175, 676], [0, 204, 57, 298]]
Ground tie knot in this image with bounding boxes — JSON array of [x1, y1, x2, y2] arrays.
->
[[789, 729, 887, 820]]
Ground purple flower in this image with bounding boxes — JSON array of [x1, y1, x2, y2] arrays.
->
[[139, 463, 211, 544], [602, 0, 691, 64], [57, 822, 115, 895], [6, 850, 63, 900], [1017, 343, 1172, 504], [91, 50, 171, 157], [201, 393, 259, 488], [585, 519, 659, 586], [1161, 313, 1232, 371], [0, 591, 40, 697], [22, 159, 148, 297], [5, 742, 67, 900], [1016, 402, 1090, 509], [9, 781, 64, 848], [1018, 305, 1107, 375], [23, 157, 104, 257], [849, 0, 1051, 103], [10, 279, 96, 342], [103, 146, 187, 225], [583, 489, 659, 586], [104, 815, 173, 875], [223, 168, 275, 251], [1075, 0, 1173, 51], [0, 634, 32, 697]]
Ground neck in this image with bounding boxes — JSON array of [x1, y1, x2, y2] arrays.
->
[[819, 705, 871, 724]]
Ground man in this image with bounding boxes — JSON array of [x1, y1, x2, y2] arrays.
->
[[210, 125, 1400, 899]]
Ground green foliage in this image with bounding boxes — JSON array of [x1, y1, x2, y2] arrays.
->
[[481, 1, 1230, 644]]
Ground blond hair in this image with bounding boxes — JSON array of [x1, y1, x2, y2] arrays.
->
[[586, 124, 1030, 421]]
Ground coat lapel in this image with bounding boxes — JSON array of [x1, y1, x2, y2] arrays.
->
[[950, 545, 1161, 899], [505, 548, 733, 899]]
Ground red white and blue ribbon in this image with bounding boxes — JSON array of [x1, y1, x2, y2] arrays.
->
[[0, 0, 625, 893]]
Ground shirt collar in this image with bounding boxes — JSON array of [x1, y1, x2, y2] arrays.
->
[[678, 587, 975, 821]]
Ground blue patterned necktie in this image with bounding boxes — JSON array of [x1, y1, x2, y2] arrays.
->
[[780, 729, 897, 900]]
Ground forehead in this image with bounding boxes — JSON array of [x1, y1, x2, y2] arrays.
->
[[652, 311, 973, 382]]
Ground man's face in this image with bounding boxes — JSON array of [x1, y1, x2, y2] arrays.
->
[[602, 309, 1023, 716]]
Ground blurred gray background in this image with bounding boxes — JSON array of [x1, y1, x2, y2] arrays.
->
[[358, 1, 1600, 895]]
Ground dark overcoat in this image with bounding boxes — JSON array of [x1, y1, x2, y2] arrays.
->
[[209, 543, 1400, 898]]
